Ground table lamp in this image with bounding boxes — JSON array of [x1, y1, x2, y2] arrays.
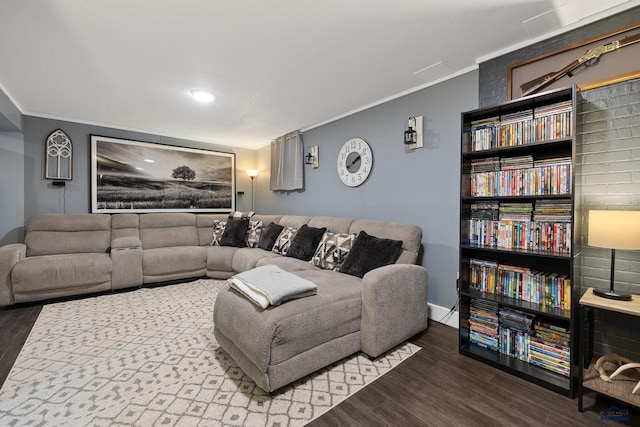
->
[[588, 210, 640, 301]]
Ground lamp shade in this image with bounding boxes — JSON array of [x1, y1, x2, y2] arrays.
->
[[588, 210, 640, 250], [246, 169, 259, 178]]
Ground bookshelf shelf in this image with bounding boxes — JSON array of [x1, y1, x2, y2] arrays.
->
[[458, 86, 576, 397], [462, 194, 571, 201], [462, 137, 572, 158], [460, 342, 571, 393], [460, 288, 571, 321], [459, 244, 572, 260]]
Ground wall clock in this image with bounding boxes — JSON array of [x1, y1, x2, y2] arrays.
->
[[337, 138, 372, 187]]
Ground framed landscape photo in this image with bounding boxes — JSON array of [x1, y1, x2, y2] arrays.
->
[[91, 135, 235, 213]]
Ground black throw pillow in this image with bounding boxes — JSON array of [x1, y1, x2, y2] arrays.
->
[[286, 224, 327, 261], [258, 222, 285, 251], [220, 217, 250, 247], [340, 230, 403, 278]]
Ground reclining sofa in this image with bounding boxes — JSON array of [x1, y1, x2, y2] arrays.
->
[[0, 212, 428, 392]]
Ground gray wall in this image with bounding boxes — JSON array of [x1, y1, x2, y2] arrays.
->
[[21, 116, 258, 222], [0, 87, 21, 132], [256, 71, 479, 309], [0, 131, 24, 245], [0, 111, 257, 243], [0, 90, 24, 245]]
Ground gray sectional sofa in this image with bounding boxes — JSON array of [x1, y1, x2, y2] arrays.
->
[[0, 212, 428, 392]]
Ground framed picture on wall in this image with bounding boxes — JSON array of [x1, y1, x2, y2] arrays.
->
[[90, 135, 235, 213], [507, 22, 640, 100]]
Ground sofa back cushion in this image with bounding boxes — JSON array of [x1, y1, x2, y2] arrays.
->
[[196, 214, 228, 246], [348, 219, 422, 264], [278, 215, 311, 229], [26, 214, 111, 256], [308, 216, 354, 234], [111, 213, 140, 240], [139, 213, 198, 249]]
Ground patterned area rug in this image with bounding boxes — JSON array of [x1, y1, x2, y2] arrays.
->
[[0, 279, 420, 426]]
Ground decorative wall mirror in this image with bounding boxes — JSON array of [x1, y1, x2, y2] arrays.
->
[[45, 129, 73, 181]]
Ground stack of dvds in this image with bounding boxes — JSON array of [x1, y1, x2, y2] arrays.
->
[[534, 199, 572, 222], [470, 157, 501, 173], [500, 155, 534, 171], [470, 117, 500, 151], [499, 309, 535, 362], [469, 157, 500, 196], [528, 320, 571, 377], [532, 156, 572, 195], [469, 258, 499, 294], [499, 109, 534, 147], [470, 299, 499, 351], [533, 100, 572, 141], [499, 202, 533, 221], [470, 201, 499, 220]]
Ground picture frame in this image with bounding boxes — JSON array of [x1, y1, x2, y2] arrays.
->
[[508, 22, 640, 100], [91, 135, 235, 213]]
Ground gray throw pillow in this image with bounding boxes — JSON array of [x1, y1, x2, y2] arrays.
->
[[340, 230, 403, 278]]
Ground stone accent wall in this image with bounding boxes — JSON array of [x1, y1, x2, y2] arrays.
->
[[575, 78, 640, 360]]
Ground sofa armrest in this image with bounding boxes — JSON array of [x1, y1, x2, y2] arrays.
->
[[0, 244, 26, 307], [360, 264, 428, 358], [110, 237, 143, 290]]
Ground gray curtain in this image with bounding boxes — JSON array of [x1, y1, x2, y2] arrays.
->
[[270, 131, 303, 191]]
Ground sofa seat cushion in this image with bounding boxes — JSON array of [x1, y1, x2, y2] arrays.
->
[[255, 256, 319, 272], [206, 246, 240, 273], [12, 253, 111, 293], [213, 269, 362, 372], [231, 248, 280, 272], [143, 246, 206, 279]]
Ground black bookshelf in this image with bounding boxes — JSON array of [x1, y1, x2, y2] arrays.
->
[[458, 86, 577, 397]]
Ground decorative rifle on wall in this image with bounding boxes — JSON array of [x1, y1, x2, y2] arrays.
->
[[520, 32, 640, 97]]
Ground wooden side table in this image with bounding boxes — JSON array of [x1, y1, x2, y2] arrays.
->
[[579, 287, 640, 411]]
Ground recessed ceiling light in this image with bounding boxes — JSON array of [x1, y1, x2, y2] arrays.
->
[[135, 167, 144, 170], [144, 159, 155, 163], [190, 89, 215, 103]]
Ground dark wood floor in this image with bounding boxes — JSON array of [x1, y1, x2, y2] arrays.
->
[[0, 304, 41, 386], [1, 303, 638, 426]]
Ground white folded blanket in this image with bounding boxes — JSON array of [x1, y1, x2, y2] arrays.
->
[[227, 264, 317, 309]]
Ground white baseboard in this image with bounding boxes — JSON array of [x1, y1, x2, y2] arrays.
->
[[428, 302, 459, 329]]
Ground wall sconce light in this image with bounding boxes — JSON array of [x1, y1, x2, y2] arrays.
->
[[305, 146, 319, 168], [246, 169, 259, 211], [588, 210, 640, 300], [404, 116, 424, 150], [45, 128, 73, 185]]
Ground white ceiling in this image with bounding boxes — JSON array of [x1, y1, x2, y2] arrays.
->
[[0, 0, 637, 149]]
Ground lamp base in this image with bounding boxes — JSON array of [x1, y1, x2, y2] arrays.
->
[[593, 288, 632, 301]]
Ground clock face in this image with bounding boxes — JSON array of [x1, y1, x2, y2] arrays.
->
[[337, 138, 373, 187]]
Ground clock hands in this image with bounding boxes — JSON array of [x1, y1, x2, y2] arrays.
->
[[347, 154, 361, 168]]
